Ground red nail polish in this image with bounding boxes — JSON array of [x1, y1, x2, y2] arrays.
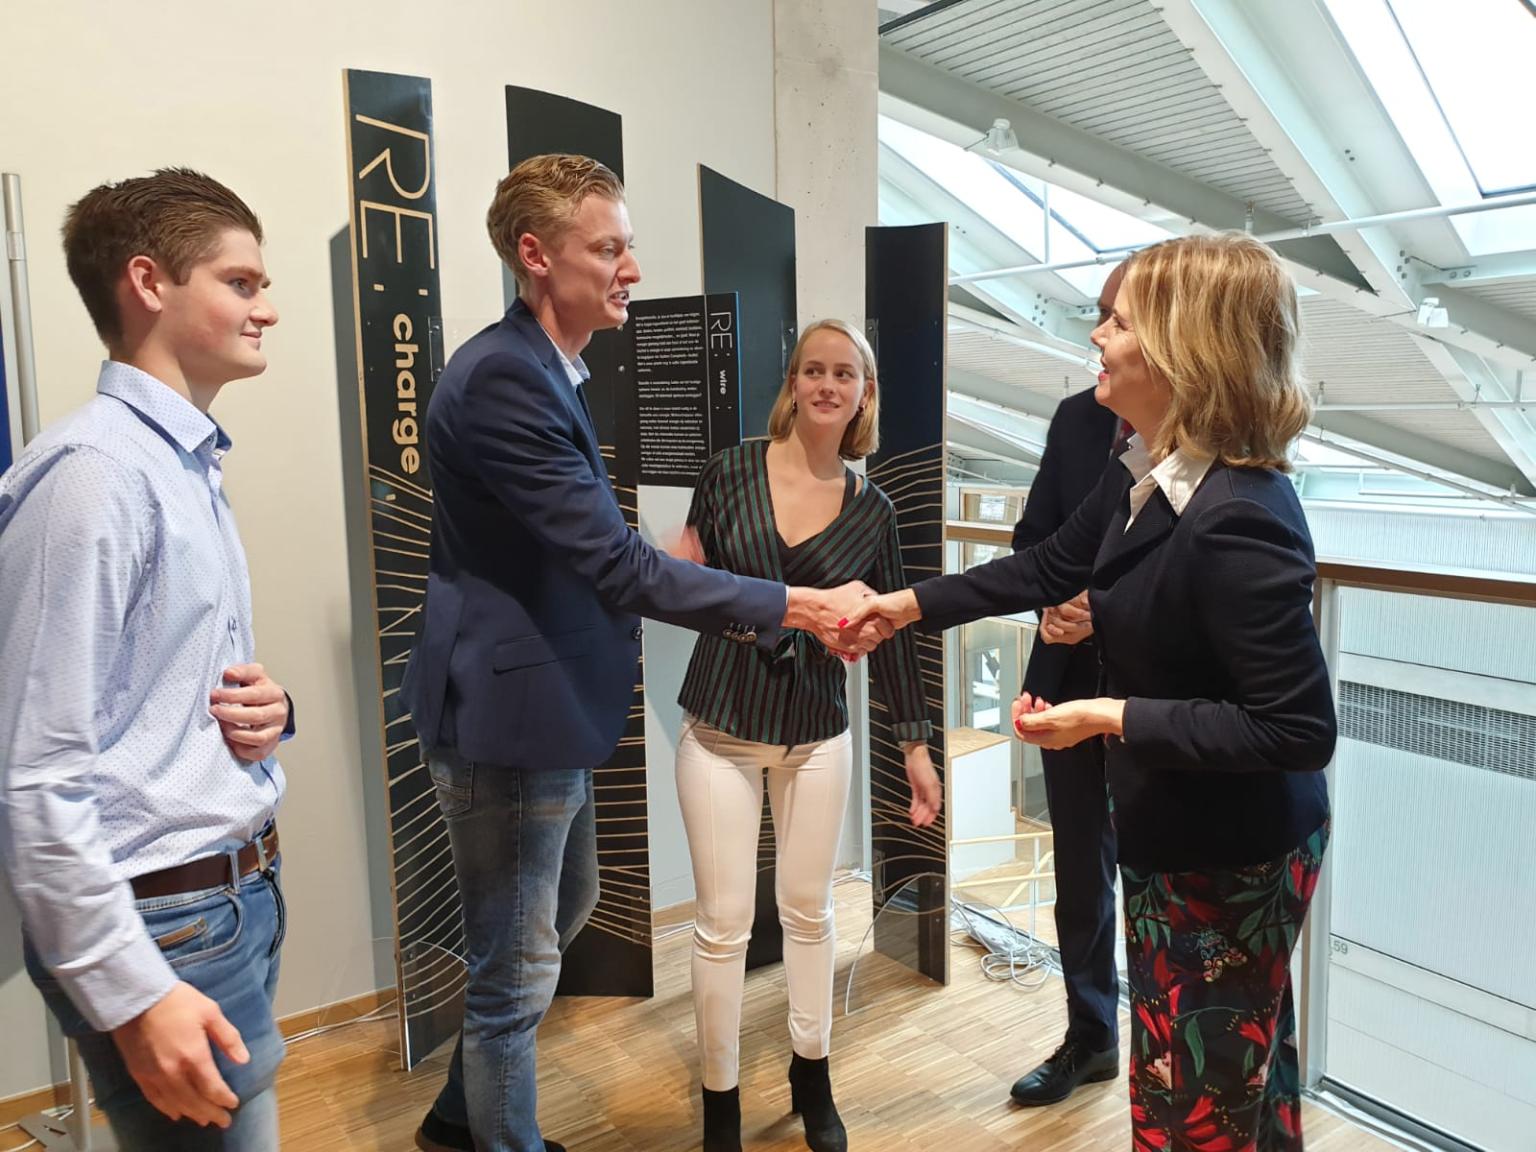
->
[[838, 617, 849, 628]]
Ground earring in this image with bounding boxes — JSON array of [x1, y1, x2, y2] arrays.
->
[[791, 401, 798, 414], [855, 406, 865, 417]]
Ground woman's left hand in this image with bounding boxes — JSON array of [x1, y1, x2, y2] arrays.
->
[[1011, 694, 1125, 750], [903, 742, 942, 828]]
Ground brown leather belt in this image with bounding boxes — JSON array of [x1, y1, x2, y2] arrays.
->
[[130, 825, 280, 900]]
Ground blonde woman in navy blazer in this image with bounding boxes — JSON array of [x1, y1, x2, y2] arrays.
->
[[853, 233, 1334, 1152]]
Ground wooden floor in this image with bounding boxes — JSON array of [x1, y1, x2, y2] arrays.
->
[[270, 879, 1397, 1151]]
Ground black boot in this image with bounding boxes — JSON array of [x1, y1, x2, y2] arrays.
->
[[788, 1054, 848, 1152], [701, 1086, 742, 1152]]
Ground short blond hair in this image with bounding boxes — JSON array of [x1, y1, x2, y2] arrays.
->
[[766, 319, 880, 460], [1124, 233, 1310, 471], [487, 154, 625, 292]]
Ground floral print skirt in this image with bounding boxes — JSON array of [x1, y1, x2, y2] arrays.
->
[[1121, 821, 1329, 1152]]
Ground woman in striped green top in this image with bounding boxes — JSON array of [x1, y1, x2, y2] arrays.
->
[[672, 319, 940, 1152]]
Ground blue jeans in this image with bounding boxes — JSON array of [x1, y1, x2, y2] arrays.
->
[[428, 751, 599, 1152], [26, 863, 287, 1151]]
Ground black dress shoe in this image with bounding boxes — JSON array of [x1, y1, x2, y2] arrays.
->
[[1008, 1038, 1119, 1107], [415, 1110, 473, 1152], [414, 1108, 566, 1151]]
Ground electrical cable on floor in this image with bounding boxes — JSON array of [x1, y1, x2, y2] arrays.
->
[[950, 896, 1055, 990], [0, 1137, 39, 1152]]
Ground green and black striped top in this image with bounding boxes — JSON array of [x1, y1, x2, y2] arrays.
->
[[678, 439, 933, 747]]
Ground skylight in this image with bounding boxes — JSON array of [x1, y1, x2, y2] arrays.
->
[[1323, 0, 1536, 253], [877, 115, 1170, 300], [1386, 0, 1536, 196]]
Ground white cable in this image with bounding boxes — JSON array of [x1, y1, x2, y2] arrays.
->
[[951, 898, 1055, 990]]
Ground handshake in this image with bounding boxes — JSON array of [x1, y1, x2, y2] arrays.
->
[[783, 581, 922, 659], [668, 526, 922, 659]]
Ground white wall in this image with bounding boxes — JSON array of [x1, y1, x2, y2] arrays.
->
[[0, 0, 778, 1101]]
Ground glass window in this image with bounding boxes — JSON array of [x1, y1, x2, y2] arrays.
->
[[1387, 0, 1536, 196]]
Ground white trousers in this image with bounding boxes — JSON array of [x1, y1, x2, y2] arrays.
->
[[675, 718, 853, 1091]]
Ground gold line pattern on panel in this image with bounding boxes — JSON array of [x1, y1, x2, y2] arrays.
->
[[573, 445, 653, 950], [867, 442, 949, 984]]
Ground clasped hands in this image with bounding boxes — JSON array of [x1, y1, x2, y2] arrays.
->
[[669, 526, 901, 659], [785, 581, 894, 659]]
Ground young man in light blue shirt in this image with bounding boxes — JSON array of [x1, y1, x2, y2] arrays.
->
[[0, 169, 293, 1150]]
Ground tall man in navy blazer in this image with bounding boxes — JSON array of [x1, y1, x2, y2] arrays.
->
[[1006, 264, 1126, 1107], [404, 155, 880, 1152]]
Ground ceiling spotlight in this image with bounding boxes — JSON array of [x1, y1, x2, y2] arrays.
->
[[966, 117, 1019, 155]]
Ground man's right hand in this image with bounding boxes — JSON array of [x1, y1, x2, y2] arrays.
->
[[785, 582, 892, 656], [111, 981, 248, 1127], [1039, 590, 1094, 646]]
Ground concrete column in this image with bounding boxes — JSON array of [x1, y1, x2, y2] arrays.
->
[[773, 0, 881, 869]]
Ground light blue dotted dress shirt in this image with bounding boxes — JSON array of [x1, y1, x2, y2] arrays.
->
[[0, 362, 285, 1031]]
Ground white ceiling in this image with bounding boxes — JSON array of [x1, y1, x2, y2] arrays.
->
[[879, 0, 1536, 503]]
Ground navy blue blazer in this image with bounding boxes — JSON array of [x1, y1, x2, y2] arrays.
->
[[1012, 387, 1119, 704], [919, 459, 1334, 871], [402, 299, 786, 771]]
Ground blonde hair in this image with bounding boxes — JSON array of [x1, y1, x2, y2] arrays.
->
[[486, 154, 625, 292], [1123, 233, 1310, 471], [766, 319, 880, 460]]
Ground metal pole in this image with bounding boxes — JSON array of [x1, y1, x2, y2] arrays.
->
[[3, 173, 41, 444], [6, 175, 110, 1152], [67, 1042, 93, 1150], [952, 188, 1536, 287], [1041, 181, 1050, 265], [1299, 579, 1341, 1090]]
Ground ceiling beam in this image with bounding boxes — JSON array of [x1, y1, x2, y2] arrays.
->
[[1307, 411, 1532, 495], [1414, 251, 1536, 286], [945, 411, 1044, 467], [1156, 0, 1536, 376], [878, 144, 1094, 318], [878, 42, 1369, 288], [946, 367, 1069, 423], [1154, 0, 1414, 310], [1410, 340, 1536, 491]]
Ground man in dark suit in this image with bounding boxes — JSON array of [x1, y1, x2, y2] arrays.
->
[[406, 154, 878, 1152], [1006, 262, 1127, 1107]]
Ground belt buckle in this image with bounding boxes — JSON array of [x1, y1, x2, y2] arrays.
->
[[253, 833, 270, 874]]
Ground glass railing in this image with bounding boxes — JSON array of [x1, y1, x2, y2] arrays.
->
[[1303, 561, 1536, 1152]]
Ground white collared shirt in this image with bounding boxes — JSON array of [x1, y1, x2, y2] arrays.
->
[[537, 321, 589, 388], [1119, 434, 1214, 530], [0, 361, 282, 1030]]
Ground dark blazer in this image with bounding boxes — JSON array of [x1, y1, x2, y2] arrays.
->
[[1012, 387, 1119, 703], [919, 459, 1334, 871], [402, 299, 786, 771]]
